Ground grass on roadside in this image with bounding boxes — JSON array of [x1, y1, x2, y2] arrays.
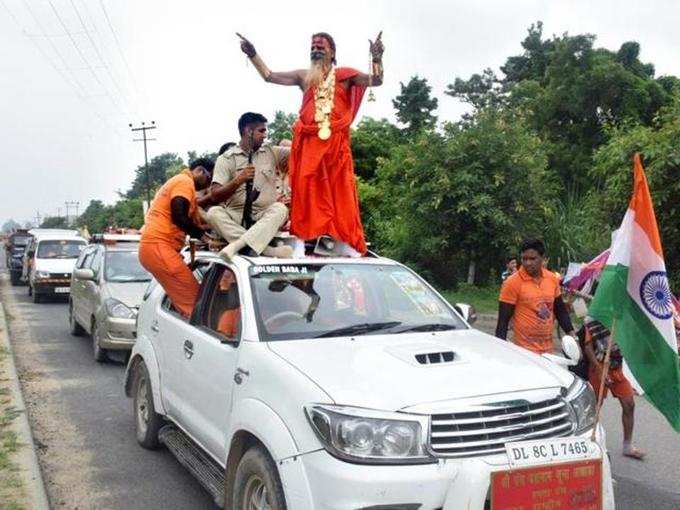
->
[[440, 283, 500, 315], [0, 343, 26, 510]]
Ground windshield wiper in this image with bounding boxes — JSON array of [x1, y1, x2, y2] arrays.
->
[[316, 321, 402, 338], [390, 323, 458, 334]]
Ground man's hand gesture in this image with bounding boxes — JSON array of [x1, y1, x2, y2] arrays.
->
[[369, 31, 384, 61], [237, 33, 256, 58]]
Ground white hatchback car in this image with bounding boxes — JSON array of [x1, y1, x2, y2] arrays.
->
[[125, 252, 614, 510]]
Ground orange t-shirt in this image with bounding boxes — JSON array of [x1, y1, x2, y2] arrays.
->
[[499, 267, 561, 354], [141, 169, 197, 250]]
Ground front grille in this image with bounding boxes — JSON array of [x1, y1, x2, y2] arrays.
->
[[429, 397, 574, 458]]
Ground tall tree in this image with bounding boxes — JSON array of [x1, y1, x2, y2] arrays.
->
[[126, 153, 184, 199], [267, 111, 297, 144], [40, 216, 69, 228], [2, 219, 21, 233], [351, 118, 401, 180], [392, 76, 438, 134]]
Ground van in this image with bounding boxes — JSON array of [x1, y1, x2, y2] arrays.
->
[[24, 231, 87, 303]]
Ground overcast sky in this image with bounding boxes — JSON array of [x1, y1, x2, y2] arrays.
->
[[1, 0, 678, 226]]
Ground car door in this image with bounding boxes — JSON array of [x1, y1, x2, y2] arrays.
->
[[73, 248, 95, 328], [173, 264, 241, 462], [153, 262, 212, 423], [21, 239, 35, 281], [83, 248, 103, 328]]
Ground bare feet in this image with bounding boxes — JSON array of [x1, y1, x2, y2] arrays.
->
[[623, 445, 646, 460]]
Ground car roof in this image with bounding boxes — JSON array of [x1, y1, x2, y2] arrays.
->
[[36, 235, 87, 242], [190, 250, 399, 269]]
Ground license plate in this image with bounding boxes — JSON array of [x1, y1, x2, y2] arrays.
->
[[506, 437, 600, 468], [54, 287, 70, 294], [491, 459, 602, 510]]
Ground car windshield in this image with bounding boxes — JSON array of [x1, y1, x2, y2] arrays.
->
[[249, 263, 466, 341], [37, 240, 85, 259], [105, 250, 151, 283], [11, 235, 31, 246]]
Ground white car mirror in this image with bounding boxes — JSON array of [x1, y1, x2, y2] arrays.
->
[[74, 268, 95, 281], [561, 335, 581, 363]]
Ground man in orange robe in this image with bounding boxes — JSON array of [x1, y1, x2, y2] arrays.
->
[[239, 32, 384, 254]]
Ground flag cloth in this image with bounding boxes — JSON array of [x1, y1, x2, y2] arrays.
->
[[589, 153, 680, 431]]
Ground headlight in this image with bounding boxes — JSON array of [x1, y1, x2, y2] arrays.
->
[[35, 270, 50, 279], [105, 298, 135, 319], [305, 404, 434, 464], [565, 377, 597, 433]]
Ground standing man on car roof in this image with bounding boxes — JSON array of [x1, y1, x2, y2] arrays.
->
[[139, 159, 214, 318], [495, 238, 576, 354]]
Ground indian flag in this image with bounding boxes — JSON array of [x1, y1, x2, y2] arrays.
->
[[589, 154, 680, 432]]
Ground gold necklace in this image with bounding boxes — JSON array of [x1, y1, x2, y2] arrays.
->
[[314, 67, 335, 140]]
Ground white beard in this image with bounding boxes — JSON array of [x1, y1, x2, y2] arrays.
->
[[305, 60, 328, 89]]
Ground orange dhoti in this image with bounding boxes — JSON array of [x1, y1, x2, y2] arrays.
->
[[139, 242, 199, 318], [288, 67, 368, 254]]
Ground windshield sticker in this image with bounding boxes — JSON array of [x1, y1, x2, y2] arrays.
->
[[390, 272, 443, 316], [251, 265, 309, 275]]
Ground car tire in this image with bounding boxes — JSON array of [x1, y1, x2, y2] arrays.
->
[[232, 445, 286, 510], [69, 302, 85, 336], [28, 284, 32, 296], [92, 321, 108, 363], [133, 360, 163, 449], [32, 289, 42, 303], [10, 272, 20, 286]]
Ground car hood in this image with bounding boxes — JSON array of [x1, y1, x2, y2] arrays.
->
[[267, 329, 574, 411], [106, 282, 148, 309], [35, 258, 78, 274]]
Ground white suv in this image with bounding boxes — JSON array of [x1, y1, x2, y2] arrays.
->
[[125, 252, 614, 509]]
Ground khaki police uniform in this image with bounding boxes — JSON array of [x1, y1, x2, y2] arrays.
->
[[205, 144, 290, 254]]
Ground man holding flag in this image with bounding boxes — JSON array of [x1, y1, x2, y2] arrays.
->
[[589, 153, 680, 433]]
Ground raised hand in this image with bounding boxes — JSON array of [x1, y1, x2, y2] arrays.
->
[[236, 32, 256, 58], [369, 31, 384, 61]]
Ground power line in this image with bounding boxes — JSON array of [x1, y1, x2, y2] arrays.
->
[[20, 0, 88, 97], [68, 0, 139, 118], [99, 0, 139, 94], [47, 0, 127, 117]]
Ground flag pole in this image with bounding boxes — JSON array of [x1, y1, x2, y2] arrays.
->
[[591, 319, 615, 441]]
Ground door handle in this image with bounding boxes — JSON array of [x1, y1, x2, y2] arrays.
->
[[234, 367, 249, 385], [183, 340, 194, 359], [150, 321, 159, 333]]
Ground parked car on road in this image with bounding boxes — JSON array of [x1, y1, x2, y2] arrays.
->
[[126, 251, 614, 510], [23, 231, 86, 302], [69, 234, 151, 361], [5, 229, 31, 285]]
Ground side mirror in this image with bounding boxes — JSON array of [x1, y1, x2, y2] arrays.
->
[[74, 268, 95, 281], [455, 303, 477, 325], [561, 335, 581, 363]]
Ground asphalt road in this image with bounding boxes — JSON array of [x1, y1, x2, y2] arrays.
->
[[1, 259, 679, 509]]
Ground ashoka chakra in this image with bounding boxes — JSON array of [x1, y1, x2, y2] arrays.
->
[[639, 271, 673, 320]]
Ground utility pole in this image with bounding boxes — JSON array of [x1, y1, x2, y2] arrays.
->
[[34, 211, 42, 227], [65, 201, 80, 226], [129, 121, 156, 205]]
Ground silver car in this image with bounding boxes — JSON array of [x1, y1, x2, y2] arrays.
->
[[69, 236, 151, 362]]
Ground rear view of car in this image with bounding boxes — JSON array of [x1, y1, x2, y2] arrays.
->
[[6, 231, 31, 285], [69, 235, 151, 361]]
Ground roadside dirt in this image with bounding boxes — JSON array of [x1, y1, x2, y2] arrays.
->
[[2, 285, 109, 509]]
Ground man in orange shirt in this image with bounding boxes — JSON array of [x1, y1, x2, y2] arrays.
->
[[139, 159, 213, 317], [495, 239, 575, 354]]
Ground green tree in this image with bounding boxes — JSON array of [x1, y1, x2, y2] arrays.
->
[[392, 76, 438, 134], [40, 216, 69, 228], [2, 219, 21, 233], [351, 118, 401, 180], [364, 108, 557, 286], [590, 93, 680, 289], [268, 110, 297, 144], [77, 200, 110, 233], [448, 22, 675, 190], [126, 153, 184, 199]]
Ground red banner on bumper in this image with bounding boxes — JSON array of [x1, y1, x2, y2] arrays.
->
[[491, 459, 602, 510]]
